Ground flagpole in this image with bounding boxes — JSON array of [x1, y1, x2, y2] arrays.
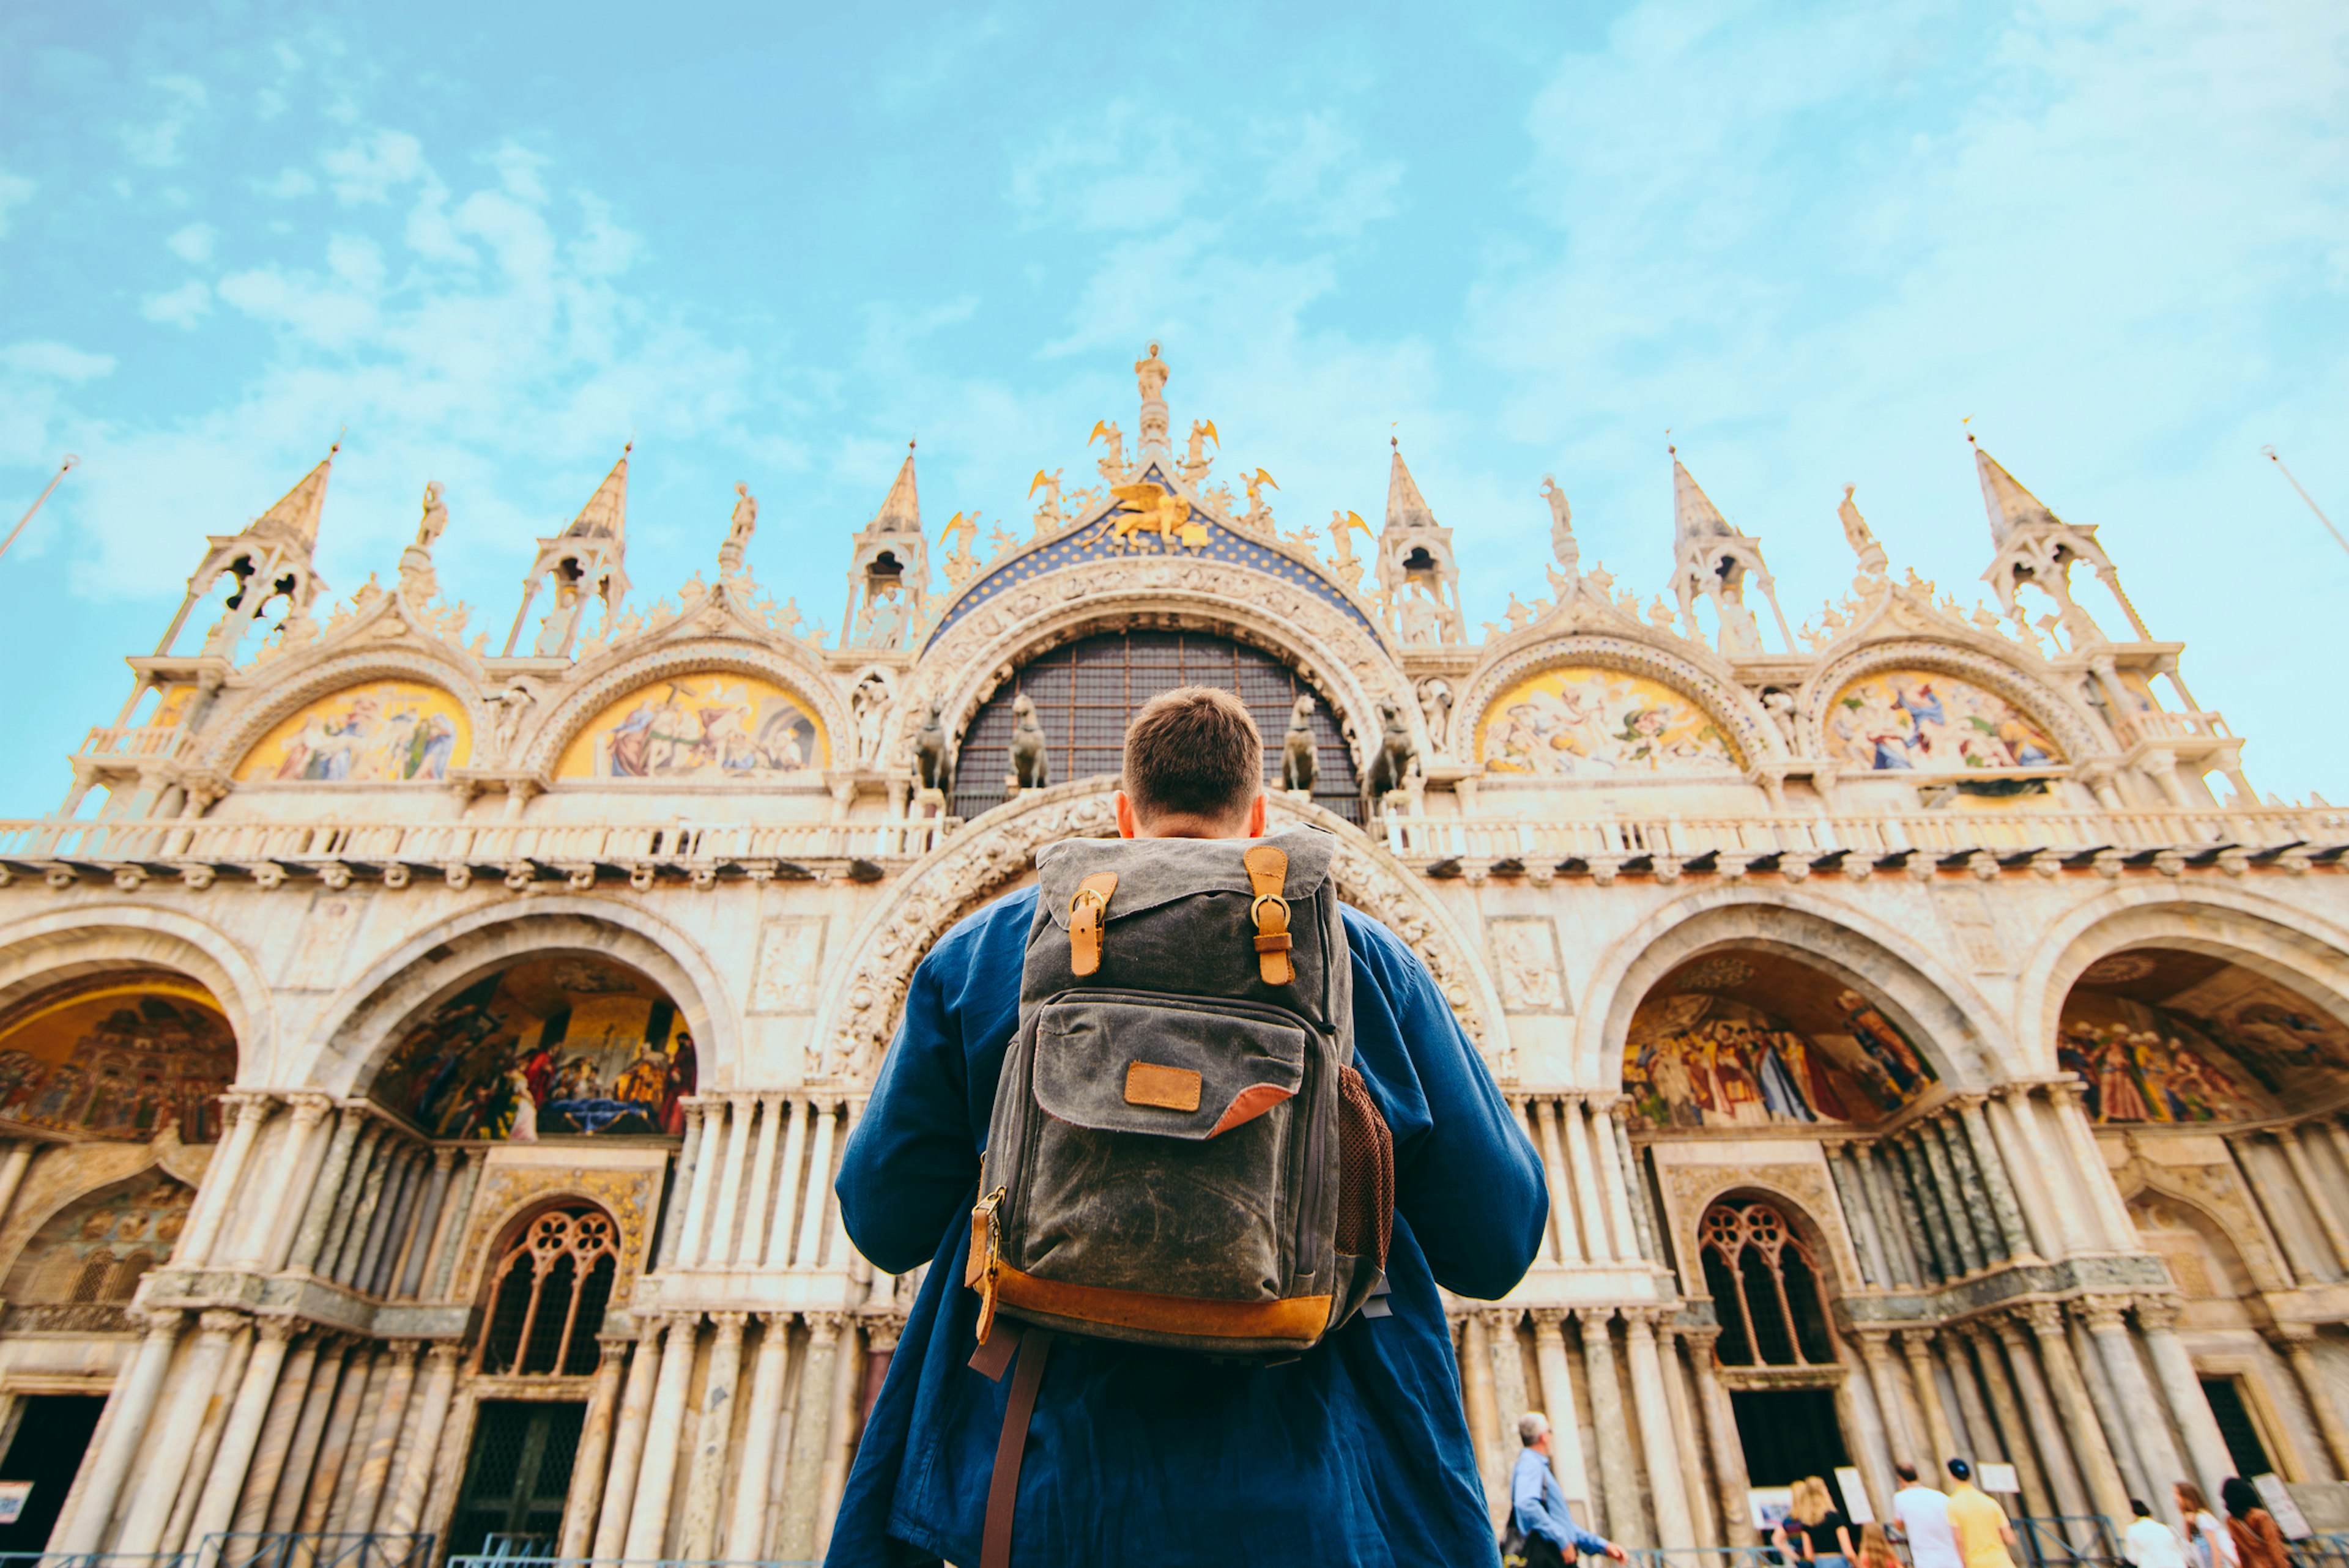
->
[[0, 455, 79, 563], [2263, 446, 2349, 561]]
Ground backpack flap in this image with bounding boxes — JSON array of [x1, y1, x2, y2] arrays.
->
[[1033, 827, 1337, 931], [1032, 995, 1306, 1140]]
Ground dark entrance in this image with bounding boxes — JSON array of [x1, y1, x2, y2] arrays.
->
[[2201, 1377, 2275, 1477], [0, 1394, 104, 1551], [449, 1401, 585, 1557], [1732, 1387, 1856, 1514]]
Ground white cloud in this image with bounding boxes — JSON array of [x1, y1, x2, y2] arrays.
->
[[166, 223, 217, 264], [0, 165, 32, 238], [255, 168, 319, 199], [122, 75, 209, 168], [2, 342, 117, 382], [321, 129, 426, 204], [140, 280, 214, 328]]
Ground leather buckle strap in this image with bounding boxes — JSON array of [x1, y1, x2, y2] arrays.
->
[[1067, 871, 1117, 977], [980, 1326, 1054, 1568], [1242, 845, 1293, 985]]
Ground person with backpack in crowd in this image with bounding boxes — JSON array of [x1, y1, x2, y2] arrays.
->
[[1508, 1412, 1622, 1568], [824, 686, 1550, 1567]]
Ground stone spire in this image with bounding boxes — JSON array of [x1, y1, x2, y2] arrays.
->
[[1666, 445, 1792, 656], [842, 442, 932, 651], [1372, 439, 1463, 646], [1968, 431, 2146, 644], [156, 443, 337, 660], [501, 445, 634, 659]]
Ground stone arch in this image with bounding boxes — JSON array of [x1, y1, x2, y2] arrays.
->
[[902, 562, 1421, 781], [2120, 1171, 2276, 1298], [1661, 1175, 1861, 1314], [303, 898, 735, 1099], [2017, 884, 2349, 1079], [1581, 887, 2009, 1090], [199, 648, 491, 779], [1798, 636, 2099, 769], [0, 906, 275, 1082], [805, 781, 1512, 1085], [519, 636, 850, 781], [1453, 631, 1778, 774]]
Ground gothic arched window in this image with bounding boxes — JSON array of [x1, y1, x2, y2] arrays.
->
[[952, 629, 1362, 823], [1699, 1200, 1835, 1366], [473, 1205, 618, 1377]]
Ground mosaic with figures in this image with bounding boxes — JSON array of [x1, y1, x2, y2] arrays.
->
[[235, 679, 470, 782], [1825, 668, 2061, 774], [373, 956, 695, 1139], [2059, 948, 2349, 1122], [556, 674, 826, 781], [1624, 952, 1939, 1130], [1477, 665, 1739, 777], [0, 976, 234, 1142]]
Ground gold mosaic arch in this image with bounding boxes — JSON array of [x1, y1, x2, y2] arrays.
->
[[519, 640, 844, 783], [554, 671, 828, 782], [1458, 637, 1764, 778], [1799, 639, 2095, 777]]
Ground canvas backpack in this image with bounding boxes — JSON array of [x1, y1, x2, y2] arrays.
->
[[969, 823, 1395, 1359]]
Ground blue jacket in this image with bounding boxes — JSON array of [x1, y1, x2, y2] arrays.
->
[[1512, 1448, 1610, 1555], [826, 887, 1548, 1566]]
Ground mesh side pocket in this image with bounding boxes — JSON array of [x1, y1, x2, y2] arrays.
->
[[1334, 1064, 1394, 1270]]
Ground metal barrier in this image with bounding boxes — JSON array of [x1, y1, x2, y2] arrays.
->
[[444, 1558, 819, 1568], [1627, 1550, 1787, 1568], [2288, 1533, 2349, 1568], [2014, 1516, 2123, 1568], [206, 1536, 434, 1568]]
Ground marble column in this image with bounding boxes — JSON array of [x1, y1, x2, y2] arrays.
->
[[328, 1132, 396, 1284], [624, 1314, 700, 1560], [186, 1317, 297, 1551], [2271, 1326, 2349, 1479], [1562, 1098, 1617, 1263], [285, 1110, 364, 1273], [1935, 1115, 2001, 1267], [1656, 1329, 1718, 1545], [814, 1317, 867, 1550], [395, 1149, 459, 1298], [1685, 1328, 1755, 1545], [2084, 1297, 2189, 1520], [1613, 1112, 1661, 1262], [162, 1321, 252, 1555], [1535, 1100, 1586, 1262], [1959, 1323, 2052, 1520], [765, 1098, 809, 1268], [1834, 1333, 1899, 1528], [1855, 1142, 1921, 1287], [655, 1108, 705, 1270], [427, 1152, 483, 1300], [231, 1329, 321, 1533], [779, 1312, 846, 1562], [1986, 1089, 2067, 1260], [2135, 1298, 2233, 1502], [1829, 1144, 1891, 1287], [557, 1340, 629, 1558], [2022, 1303, 2131, 1519], [1940, 1334, 1998, 1468], [1991, 1315, 2090, 1518], [1461, 1312, 1504, 1523], [2050, 1084, 2139, 1248], [1577, 1312, 1646, 1544], [0, 1141, 35, 1230], [2278, 1127, 2349, 1271], [384, 1344, 460, 1536], [2069, 1308, 2151, 1505], [1892, 1137, 1956, 1281], [1593, 1102, 1646, 1262], [677, 1104, 722, 1265], [592, 1329, 666, 1562], [301, 1345, 385, 1534], [1919, 1123, 1987, 1275], [1529, 1311, 1594, 1515], [706, 1098, 754, 1269], [180, 1096, 273, 1265], [265, 1339, 352, 1531], [796, 1100, 842, 1266], [1898, 1330, 1958, 1464], [737, 1093, 785, 1267], [354, 1147, 421, 1293], [2230, 1136, 2324, 1285], [54, 1308, 184, 1552], [1490, 1309, 1534, 1476], [727, 1314, 794, 1560], [1858, 1331, 1919, 1466], [117, 1309, 242, 1553], [681, 1312, 747, 1559], [344, 1339, 422, 1531], [1959, 1098, 2035, 1262], [1624, 1311, 1695, 1548], [247, 1093, 335, 1270]]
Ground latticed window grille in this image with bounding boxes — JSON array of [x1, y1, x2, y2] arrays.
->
[[952, 629, 1362, 823], [1699, 1200, 1835, 1366], [473, 1206, 617, 1377]]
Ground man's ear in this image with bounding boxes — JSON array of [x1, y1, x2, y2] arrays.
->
[[1115, 791, 1140, 839], [1245, 792, 1267, 837]]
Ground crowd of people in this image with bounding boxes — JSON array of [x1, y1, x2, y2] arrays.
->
[[1504, 1433, 2304, 1568]]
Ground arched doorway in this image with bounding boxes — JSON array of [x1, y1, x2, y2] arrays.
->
[[1701, 1196, 1857, 1519], [371, 954, 694, 1141], [951, 629, 1362, 823]]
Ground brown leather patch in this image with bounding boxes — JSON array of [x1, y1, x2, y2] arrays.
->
[[996, 1263, 1331, 1341], [1123, 1060, 1203, 1112], [1207, 1081, 1295, 1136]]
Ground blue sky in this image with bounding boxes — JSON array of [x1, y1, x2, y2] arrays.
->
[[1, 0, 2343, 816]]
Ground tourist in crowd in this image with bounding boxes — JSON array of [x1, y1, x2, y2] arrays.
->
[[2176, 1481, 2237, 1568], [1945, 1459, 2019, 1568], [1511, 1413, 1623, 1568], [1857, 1523, 1904, 1568], [2124, 1498, 2188, 1568], [1893, 1460, 1964, 1568], [2222, 1477, 2291, 1568], [1776, 1474, 1856, 1568]]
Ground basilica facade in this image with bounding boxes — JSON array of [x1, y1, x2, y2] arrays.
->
[[0, 346, 2344, 1563]]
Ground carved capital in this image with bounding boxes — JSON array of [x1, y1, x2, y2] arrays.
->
[[426, 1342, 464, 1371], [288, 1092, 336, 1128], [2018, 1300, 2068, 1337], [2077, 1296, 2131, 1334], [865, 1313, 908, 1354], [254, 1315, 299, 1343], [1529, 1307, 1569, 1339], [197, 1308, 247, 1336], [2133, 1296, 2183, 1334], [709, 1311, 749, 1339], [804, 1311, 847, 1346]]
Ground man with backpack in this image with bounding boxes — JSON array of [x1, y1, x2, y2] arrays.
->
[[826, 685, 1550, 1566]]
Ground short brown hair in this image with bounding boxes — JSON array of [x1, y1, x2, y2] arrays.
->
[[1123, 686, 1263, 822]]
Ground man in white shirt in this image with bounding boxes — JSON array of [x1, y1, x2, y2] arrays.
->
[[1893, 1460, 1964, 1568], [2124, 1499, 2188, 1568]]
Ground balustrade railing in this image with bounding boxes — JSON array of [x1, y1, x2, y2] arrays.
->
[[72, 725, 194, 763]]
